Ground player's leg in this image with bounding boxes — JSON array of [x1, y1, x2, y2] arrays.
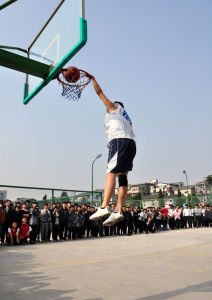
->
[[115, 172, 128, 212], [103, 173, 127, 226], [101, 173, 116, 207], [89, 173, 115, 221]]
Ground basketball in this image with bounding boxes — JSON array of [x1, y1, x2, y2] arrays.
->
[[63, 67, 80, 83]]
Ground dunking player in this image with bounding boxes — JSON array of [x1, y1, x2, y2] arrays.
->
[[89, 76, 136, 226]]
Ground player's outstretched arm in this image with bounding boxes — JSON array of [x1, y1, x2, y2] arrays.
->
[[89, 76, 116, 112]]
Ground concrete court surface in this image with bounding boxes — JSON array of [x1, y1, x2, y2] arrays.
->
[[0, 228, 211, 300]]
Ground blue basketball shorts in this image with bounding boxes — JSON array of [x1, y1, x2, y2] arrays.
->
[[107, 138, 136, 173]]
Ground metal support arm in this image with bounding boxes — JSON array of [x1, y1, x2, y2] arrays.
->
[[0, 0, 18, 11], [0, 48, 50, 78]]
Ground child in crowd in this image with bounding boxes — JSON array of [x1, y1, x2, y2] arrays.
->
[[7, 222, 21, 245], [20, 217, 32, 244]]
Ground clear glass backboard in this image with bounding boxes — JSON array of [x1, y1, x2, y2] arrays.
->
[[24, 0, 87, 105]]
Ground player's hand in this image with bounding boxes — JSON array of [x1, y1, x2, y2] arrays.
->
[[86, 72, 95, 80]]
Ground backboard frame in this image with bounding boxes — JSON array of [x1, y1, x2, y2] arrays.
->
[[23, 0, 87, 105]]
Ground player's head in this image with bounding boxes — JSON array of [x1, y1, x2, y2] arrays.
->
[[114, 101, 124, 108]]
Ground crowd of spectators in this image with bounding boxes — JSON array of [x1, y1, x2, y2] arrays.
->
[[0, 199, 211, 246]]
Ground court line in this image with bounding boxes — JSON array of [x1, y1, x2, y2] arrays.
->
[[0, 246, 211, 271]]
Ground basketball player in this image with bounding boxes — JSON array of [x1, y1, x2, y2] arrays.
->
[[89, 76, 136, 226]]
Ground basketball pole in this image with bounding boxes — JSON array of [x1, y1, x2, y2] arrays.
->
[[0, 0, 18, 11]]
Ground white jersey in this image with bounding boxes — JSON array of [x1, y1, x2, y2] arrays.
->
[[104, 104, 136, 142]]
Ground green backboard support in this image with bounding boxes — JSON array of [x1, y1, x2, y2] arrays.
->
[[23, 0, 87, 105]]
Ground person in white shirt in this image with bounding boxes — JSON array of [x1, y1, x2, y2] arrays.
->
[[183, 205, 191, 228], [168, 205, 175, 229], [200, 204, 205, 227], [89, 76, 136, 226], [189, 205, 194, 228]]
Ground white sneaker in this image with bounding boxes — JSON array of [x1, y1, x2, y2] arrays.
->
[[103, 211, 124, 227], [89, 207, 111, 221]]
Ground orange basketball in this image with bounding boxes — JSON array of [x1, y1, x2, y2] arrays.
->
[[63, 67, 80, 83]]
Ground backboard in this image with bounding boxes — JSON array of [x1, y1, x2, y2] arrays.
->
[[23, 0, 87, 105]]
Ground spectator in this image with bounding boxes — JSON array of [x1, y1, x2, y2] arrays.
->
[[68, 205, 75, 240], [84, 206, 92, 238], [15, 202, 21, 209], [20, 217, 32, 244], [204, 206, 211, 227], [7, 222, 21, 246], [52, 207, 60, 241], [5, 200, 14, 233], [160, 206, 168, 230], [155, 208, 162, 231], [168, 205, 175, 230], [20, 203, 30, 223], [133, 208, 139, 234], [13, 206, 22, 228], [194, 204, 201, 228], [146, 216, 156, 234], [200, 204, 205, 227], [174, 206, 181, 229], [189, 205, 194, 228], [77, 206, 85, 239], [90, 207, 99, 238], [59, 202, 69, 241], [0, 202, 6, 245], [40, 203, 51, 242], [183, 205, 191, 228], [29, 201, 40, 243], [126, 207, 133, 236]]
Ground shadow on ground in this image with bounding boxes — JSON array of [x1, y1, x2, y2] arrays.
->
[[0, 246, 77, 300], [136, 280, 212, 300]]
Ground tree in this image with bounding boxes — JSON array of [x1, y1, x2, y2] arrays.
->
[[190, 196, 200, 207], [177, 189, 181, 198], [61, 191, 69, 201], [132, 192, 142, 200], [158, 189, 164, 208], [206, 175, 212, 185]]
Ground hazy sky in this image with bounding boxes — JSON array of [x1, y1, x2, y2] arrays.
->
[[0, 0, 211, 194]]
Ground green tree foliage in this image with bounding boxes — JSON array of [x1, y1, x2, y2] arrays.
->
[[158, 189, 164, 198], [132, 192, 142, 200], [158, 189, 164, 208], [175, 197, 184, 207], [61, 191, 69, 201], [177, 189, 181, 198], [190, 196, 200, 207], [206, 175, 212, 184]]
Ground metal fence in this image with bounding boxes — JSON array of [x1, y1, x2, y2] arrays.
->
[[0, 185, 102, 208], [125, 194, 212, 208]]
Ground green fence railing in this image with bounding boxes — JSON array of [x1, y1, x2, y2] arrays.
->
[[0, 185, 102, 208]]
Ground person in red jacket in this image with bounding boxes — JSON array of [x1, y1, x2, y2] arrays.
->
[[20, 217, 32, 244], [160, 206, 168, 230], [7, 222, 21, 245]]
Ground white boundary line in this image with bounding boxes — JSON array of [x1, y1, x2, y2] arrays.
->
[[41, 33, 60, 66]]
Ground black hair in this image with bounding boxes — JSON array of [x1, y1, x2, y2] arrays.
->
[[114, 101, 124, 108]]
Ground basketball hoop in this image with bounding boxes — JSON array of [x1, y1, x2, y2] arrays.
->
[[56, 67, 91, 101]]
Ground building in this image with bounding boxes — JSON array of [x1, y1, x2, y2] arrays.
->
[[150, 181, 184, 196], [179, 185, 195, 197], [0, 190, 7, 201], [127, 183, 154, 197]]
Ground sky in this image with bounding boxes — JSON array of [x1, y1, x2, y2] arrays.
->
[[0, 0, 211, 197]]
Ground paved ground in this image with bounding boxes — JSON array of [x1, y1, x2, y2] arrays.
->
[[0, 228, 212, 300]]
